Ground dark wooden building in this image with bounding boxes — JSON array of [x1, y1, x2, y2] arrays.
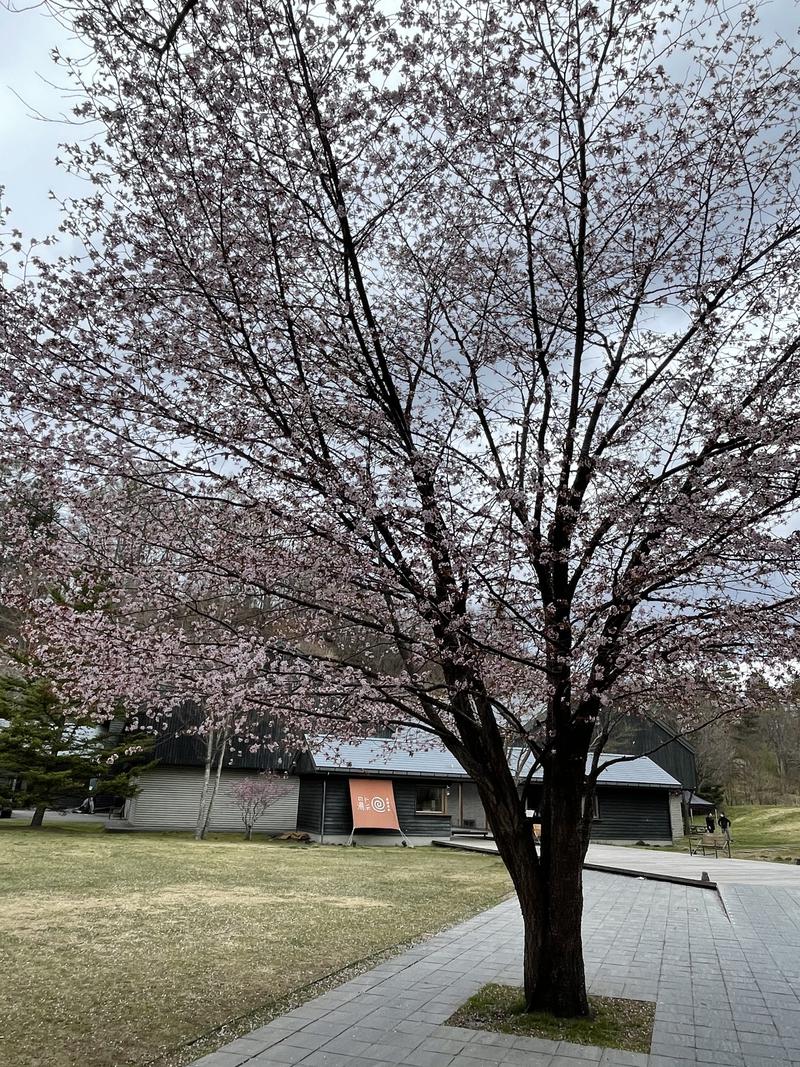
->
[[122, 719, 684, 843], [607, 714, 698, 791], [293, 734, 684, 845], [295, 737, 464, 843]]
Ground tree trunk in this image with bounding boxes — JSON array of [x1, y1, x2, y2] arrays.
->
[[200, 733, 227, 839], [195, 732, 215, 841], [448, 693, 591, 1020], [483, 754, 590, 1018], [30, 804, 47, 827], [533, 756, 590, 1017], [513, 844, 545, 1011], [245, 824, 253, 841]]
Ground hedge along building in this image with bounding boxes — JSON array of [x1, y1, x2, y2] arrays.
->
[[121, 725, 683, 842]]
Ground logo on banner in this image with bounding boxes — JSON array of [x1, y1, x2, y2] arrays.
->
[[355, 791, 391, 812]]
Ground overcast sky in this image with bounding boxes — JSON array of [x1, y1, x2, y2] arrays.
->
[[1, 1, 796, 245], [1, 4, 84, 242]]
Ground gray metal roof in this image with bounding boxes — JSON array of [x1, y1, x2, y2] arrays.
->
[[310, 735, 470, 780], [586, 753, 681, 789], [512, 748, 682, 788], [309, 732, 681, 789]]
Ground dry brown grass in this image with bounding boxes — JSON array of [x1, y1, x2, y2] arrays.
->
[[0, 825, 511, 1067]]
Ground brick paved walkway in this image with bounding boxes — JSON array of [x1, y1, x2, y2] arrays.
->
[[190, 872, 800, 1067]]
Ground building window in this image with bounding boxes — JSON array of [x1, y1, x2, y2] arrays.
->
[[592, 794, 600, 820], [416, 785, 447, 815]]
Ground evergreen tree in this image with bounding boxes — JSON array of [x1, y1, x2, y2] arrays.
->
[[0, 675, 151, 826], [696, 777, 725, 810]]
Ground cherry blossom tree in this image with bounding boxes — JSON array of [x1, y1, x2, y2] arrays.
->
[[3, 0, 800, 1016], [230, 773, 294, 840]]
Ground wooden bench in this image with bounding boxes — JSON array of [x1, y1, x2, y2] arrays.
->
[[689, 833, 730, 859]]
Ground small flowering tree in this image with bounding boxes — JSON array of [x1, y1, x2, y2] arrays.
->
[[230, 774, 294, 841]]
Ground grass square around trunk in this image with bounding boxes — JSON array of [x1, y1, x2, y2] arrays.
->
[[447, 982, 655, 1054]]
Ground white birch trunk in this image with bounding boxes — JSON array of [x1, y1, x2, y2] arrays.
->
[[200, 732, 228, 839], [194, 731, 215, 841]]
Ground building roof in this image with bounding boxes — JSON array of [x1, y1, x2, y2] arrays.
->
[[308, 732, 681, 789], [586, 753, 682, 789], [310, 735, 469, 780]]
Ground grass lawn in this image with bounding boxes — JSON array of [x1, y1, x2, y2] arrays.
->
[[0, 825, 511, 1067], [447, 982, 654, 1054], [643, 804, 800, 862], [702, 805, 800, 862]]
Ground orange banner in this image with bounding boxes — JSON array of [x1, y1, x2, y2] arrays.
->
[[349, 779, 400, 830]]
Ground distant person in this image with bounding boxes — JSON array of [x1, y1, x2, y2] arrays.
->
[[706, 812, 715, 834], [719, 812, 731, 843]]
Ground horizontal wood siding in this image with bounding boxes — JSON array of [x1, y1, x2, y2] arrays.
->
[[320, 777, 352, 835], [594, 787, 672, 841], [296, 777, 323, 834], [669, 792, 684, 840], [316, 776, 452, 838], [127, 767, 299, 832], [394, 779, 452, 837], [523, 784, 672, 841], [608, 718, 697, 790]]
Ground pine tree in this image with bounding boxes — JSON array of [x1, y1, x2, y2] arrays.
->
[[0, 675, 150, 826]]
